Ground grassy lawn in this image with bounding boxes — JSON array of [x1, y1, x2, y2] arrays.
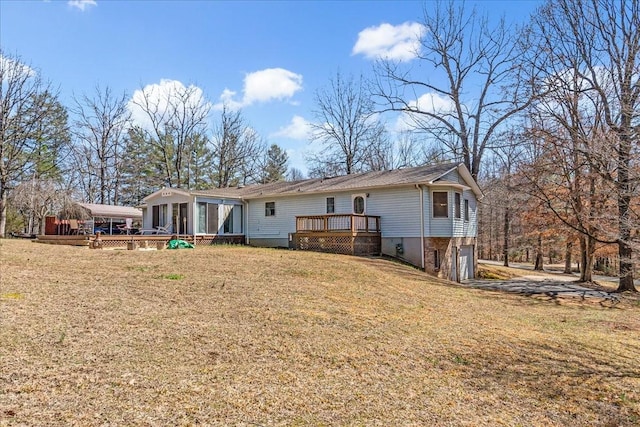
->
[[1, 239, 639, 426]]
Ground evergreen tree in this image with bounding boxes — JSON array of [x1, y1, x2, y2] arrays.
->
[[261, 144, 288, 183]]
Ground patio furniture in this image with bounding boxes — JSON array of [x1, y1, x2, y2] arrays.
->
[[155, 223, 172, 234], [68, 219, 80, 235]]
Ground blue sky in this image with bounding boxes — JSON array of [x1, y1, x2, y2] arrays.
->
[[1, 0, 542, 173]]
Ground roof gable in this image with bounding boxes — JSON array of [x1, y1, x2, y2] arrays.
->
[[143, 187, 192, 202]]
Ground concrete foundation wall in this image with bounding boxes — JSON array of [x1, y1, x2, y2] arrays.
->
[[249, 237, 290, 249], [381, 237, 424, 268]]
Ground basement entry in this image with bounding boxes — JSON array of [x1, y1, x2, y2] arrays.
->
[[459, 245, 474, 280]]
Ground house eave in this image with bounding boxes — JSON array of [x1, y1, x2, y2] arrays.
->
[[429, 163, 483, 199], [240, 182, 452, 199]]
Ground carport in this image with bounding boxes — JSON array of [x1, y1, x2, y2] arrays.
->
[[78, 203, 143, 235]]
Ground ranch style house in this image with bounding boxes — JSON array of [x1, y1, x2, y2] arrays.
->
[[140, 162, 483, 281]]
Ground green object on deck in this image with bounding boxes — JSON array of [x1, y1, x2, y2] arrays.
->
[[167, 239, 194, 249]]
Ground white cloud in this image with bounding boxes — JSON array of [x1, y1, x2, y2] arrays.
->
[[271, 115, 313, 140], [394, 92, 455, 132], [128, 79, 210, 132], [217, 88, 244, 111], [410, 92, 455, 113], [68, 0, 97, 11], [214, 68, 303, 110], [0, 54, 35, 78], [352, 22, 425, 62]]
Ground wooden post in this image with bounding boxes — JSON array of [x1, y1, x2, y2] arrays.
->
[[92, 231, 103, 249]]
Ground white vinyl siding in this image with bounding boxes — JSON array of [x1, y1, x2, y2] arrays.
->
[[246, 184, 478, 241], [440, 168, 461, 183], [248, 195, 321, 238], [462, 189, 478, 237], [364, 188, 421, 237], [247, 188, 425, 239]]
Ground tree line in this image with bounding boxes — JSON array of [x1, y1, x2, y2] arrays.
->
[[1, 0, 638, 291], [0, 68, 291, 236]]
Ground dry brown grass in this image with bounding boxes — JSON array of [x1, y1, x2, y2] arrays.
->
[[477, 263, 560, 280], [1, 239, 639, 426]]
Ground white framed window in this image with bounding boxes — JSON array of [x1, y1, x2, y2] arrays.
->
[[433, 192, 448, 218], [352, 194, 366, 214], [326, 197, 335, 214], [196, 202, 219, 234], [265, 201, 275, 217], [464, 199, 470, 221], [455, 192, 461, 219]]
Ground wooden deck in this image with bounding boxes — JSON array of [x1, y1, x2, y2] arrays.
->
[[292, 214, 381, 256], [35, 234, 245, 249]]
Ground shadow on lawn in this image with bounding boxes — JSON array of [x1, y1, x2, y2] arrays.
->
[[465, 333, 640, 425]]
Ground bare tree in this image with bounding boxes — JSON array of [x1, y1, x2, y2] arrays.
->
[[71, 85, 131, 204], [211, 105, 265, 188], [309, 71, 386, 175], [0, 51, 68, 236], [10, 178, 60, 235], [130, 81, 210, 188], [372, 0, 533, 180], [287, 167, 306, 181], [525, 0, 640, 292]]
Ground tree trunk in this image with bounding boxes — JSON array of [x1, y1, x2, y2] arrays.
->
[[578, 235, 594, 282], [564, 241, 572, 274], [488, 205, 493, 261], [616, 133, 636, 292], [503, 207, 509, 267], [618, 241, 635, 292], [0, 190, 7, 238], [533, 233, 544, 271]]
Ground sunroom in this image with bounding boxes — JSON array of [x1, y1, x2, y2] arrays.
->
[[140, 188, 245, 244]]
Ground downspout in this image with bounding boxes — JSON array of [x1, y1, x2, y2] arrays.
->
[[416, 184, 425, 270], [243, 199, 249, 245], [193, 196, 197, 246]]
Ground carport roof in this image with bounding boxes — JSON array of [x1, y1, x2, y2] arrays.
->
[[78, 203, 143, 219]]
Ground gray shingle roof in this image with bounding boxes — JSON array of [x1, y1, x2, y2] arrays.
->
[[192, 162, 472, 199]]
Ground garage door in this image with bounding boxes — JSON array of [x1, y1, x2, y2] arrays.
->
[[459, 245, 474, 280]]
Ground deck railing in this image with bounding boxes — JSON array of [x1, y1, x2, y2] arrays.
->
[[295, 214, 381, 233]]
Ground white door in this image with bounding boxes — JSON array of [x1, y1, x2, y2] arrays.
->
[[459, 245, 474, 280]]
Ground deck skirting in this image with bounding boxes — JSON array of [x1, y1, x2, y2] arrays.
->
[[36, 234, 245, 249], [291, 231, 381, 256]]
